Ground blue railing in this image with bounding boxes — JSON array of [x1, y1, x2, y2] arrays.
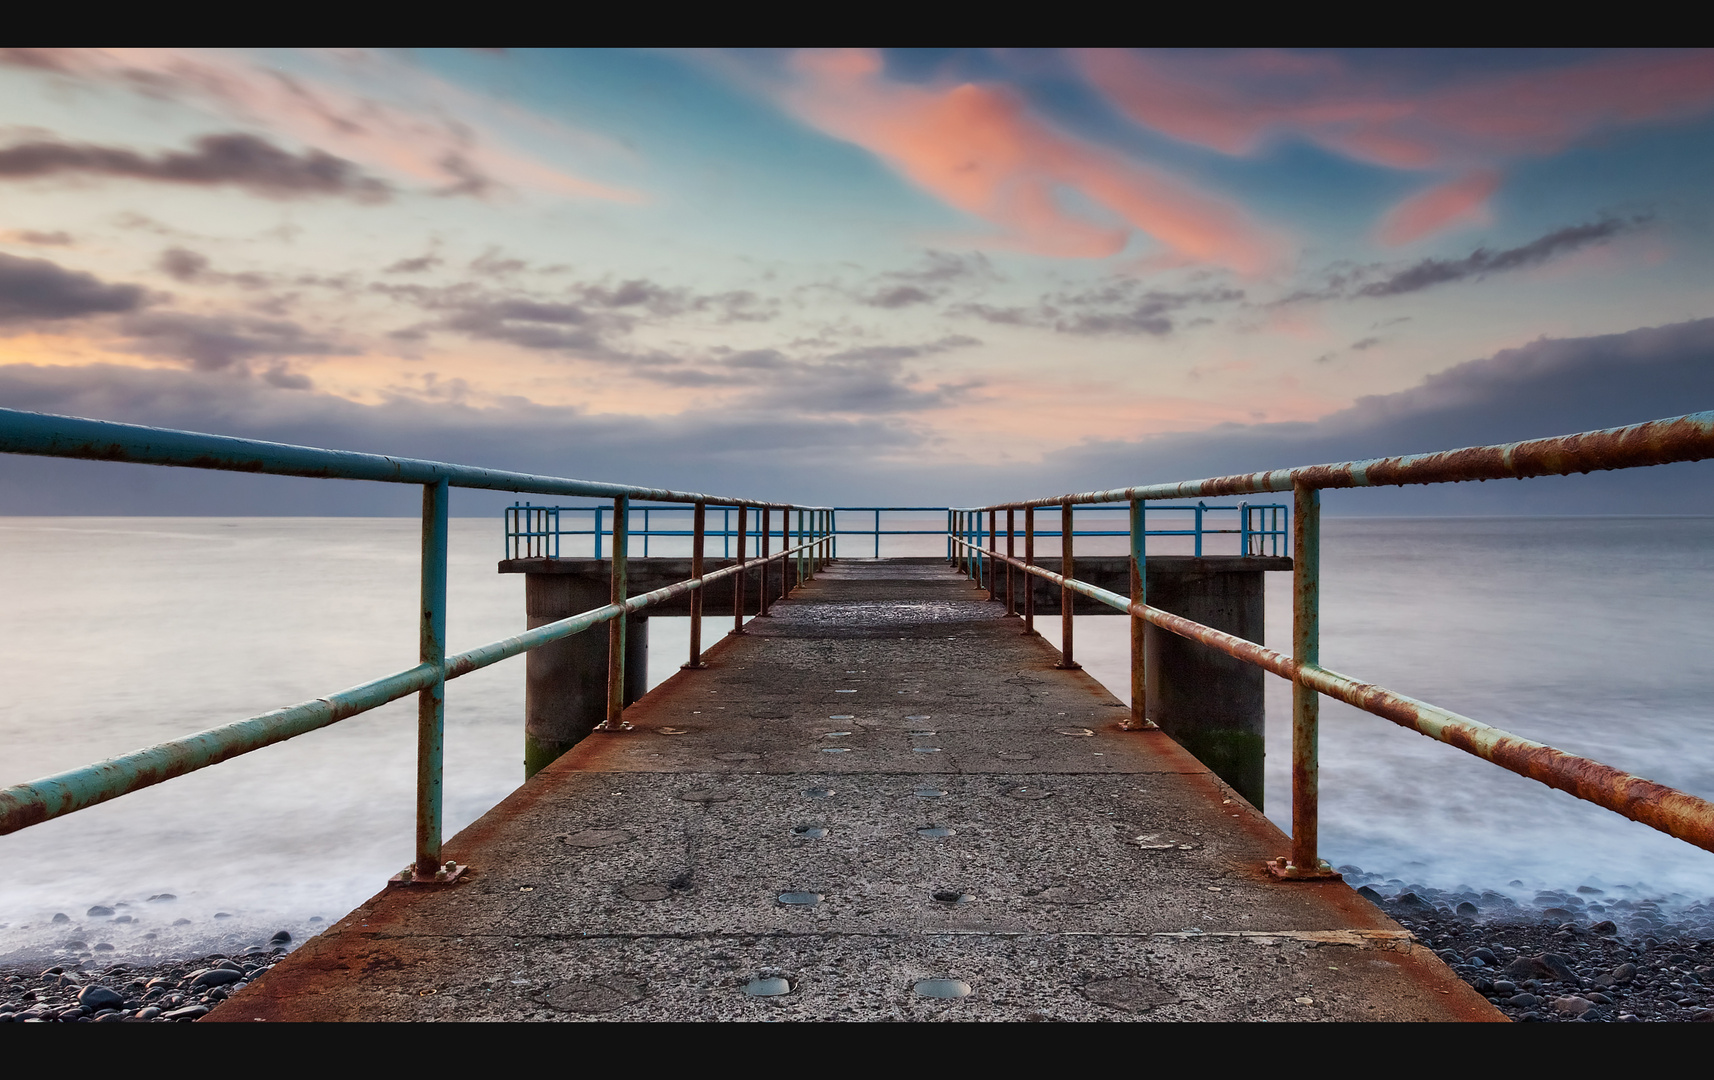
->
[[0, 408, 828, 886]]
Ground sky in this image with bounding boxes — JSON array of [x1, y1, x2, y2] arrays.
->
[[2, 48, 1714, 513]]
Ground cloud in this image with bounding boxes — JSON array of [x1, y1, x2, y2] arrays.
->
[[5, 317, 1714, 514], [379, 275, 779, 360], [0, 252, 146, 324], [951, 280, 1243, 336], [154, 246, 275, 290], [0, 48, 640, 203], [1026, 315, 1714, 515], [772, 49, 1286, 272], [2, 229, 74, 246], [853, 250, 999, 308], [1356, 217, 1642, 298], [384, 254, 441, 274], [1376, 170, 1500, 246], [1076, 49, 1714, 171], [0, 132, 392, 201], [116, 311, 343, 373], [0, 361, 938, 513]]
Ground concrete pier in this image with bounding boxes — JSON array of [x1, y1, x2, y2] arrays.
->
[[211, 559, 1498, 1022]]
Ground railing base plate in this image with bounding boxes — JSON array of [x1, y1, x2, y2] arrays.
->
[[1266, 857, 1342, 881], [389, 863, 467, 888]]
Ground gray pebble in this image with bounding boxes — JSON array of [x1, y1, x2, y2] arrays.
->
[[85, 906, 114, 917]]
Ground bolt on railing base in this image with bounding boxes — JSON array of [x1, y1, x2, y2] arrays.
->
[[389, 861, 467, 888], [1054, 660, 1083, 670], [1120, 719, 1159, 731], [1265, 857, 1341, 881], [680, 661, 709, 670], [591, 719, 634, 732]]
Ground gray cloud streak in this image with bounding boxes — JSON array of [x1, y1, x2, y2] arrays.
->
[[0, 252, 145, 323], [0, 132, 392, 202]]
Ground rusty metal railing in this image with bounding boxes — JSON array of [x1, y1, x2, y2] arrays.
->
[[0, 408, 830, 885], [952, 411, 1714, 879]]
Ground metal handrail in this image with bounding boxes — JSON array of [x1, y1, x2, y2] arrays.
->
[[506, 501, 1287, 560], [0, 408, 833, 885], [949, 410, 1714, 879]]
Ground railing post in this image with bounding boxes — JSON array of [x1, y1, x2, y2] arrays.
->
[[875, 508, 881, 559], [731, 504, 748, 635], [1005, 509, 1016, 617], [413, 476, 453, 881], [1271, 481, 1336, 879], [1056, 502, 1080, 669], [684, 501, 707, 668], [1023, 507, 1036, 635], [1126, 498, 1152, 731], [597, 494, 630, 731], [594, 505, 603, 560], [987, 510, 997, 601], [1195, 501, 1204, 557], [1240, 502, 1250, 557], [758, 507, 772, 618]]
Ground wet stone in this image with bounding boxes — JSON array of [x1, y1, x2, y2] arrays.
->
[[913, 787, 947, 798], [77, 985, 122, 1011], [801, 787, 835, 798], [917, 826, 955, 838], [86, 906, 114, 918], [744, 976, 792, 997], [791, 826, 829, 839], [932, 890, 973, 904], [777, 892, 823, 906]]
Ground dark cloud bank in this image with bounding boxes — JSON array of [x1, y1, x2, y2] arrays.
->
[[1, 317, 1713, 515]]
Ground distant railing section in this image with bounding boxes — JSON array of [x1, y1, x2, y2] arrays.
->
[[0, 408, 830, 887], [948, 411, 1714, 880], [506, 501, 1286, 561]]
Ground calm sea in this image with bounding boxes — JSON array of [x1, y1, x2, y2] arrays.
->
[[3, 515, 1713, 961]]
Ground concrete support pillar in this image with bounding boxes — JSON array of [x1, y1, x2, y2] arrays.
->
[[1144, 567, 1265, 807], [523, 573, 647, 778]]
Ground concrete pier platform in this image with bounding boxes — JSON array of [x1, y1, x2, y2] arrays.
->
[[210, 560, 1500, 1022]]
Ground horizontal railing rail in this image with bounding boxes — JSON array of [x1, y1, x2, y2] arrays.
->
[[506, 502, 1287, 560], [947, 410, 1714, 879], [0, 408, 833, 885]]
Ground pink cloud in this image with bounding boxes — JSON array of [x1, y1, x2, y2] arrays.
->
[[1376, 170, 1500, 246], [780, 50, 1287, 274], [4, 49, 641, 203], [1077, 49, 1714, 170]]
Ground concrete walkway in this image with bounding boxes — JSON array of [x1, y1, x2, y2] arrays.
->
[[211, 560, 1500, 1021]]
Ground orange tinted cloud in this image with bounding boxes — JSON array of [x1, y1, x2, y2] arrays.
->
[[1078, 49, 1714, 170], [1376, 171, 1500, 246], [782, 50, 1286, 274]]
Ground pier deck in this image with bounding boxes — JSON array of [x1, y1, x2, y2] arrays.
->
[[211, 560, 1499, 1021]]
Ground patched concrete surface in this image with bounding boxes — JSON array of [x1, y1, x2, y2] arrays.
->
[[210, 559, 1502, 1022]]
